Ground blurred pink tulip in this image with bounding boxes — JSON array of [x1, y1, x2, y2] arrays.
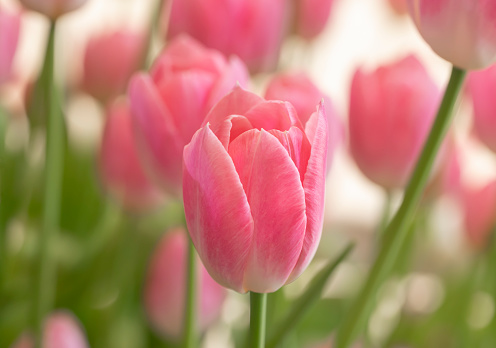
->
[[19, 0, 87, 19], [82, 31, 144, 102], [166, 0, 287, 72], [467, 65, 496, 153], [99, 99, 163, 212], [292, 0, 334, 39], [462, 181, 496, 248], [0, 7, 20, 85], [388, 0, 408, 15], [406, 0, 496, 69], [183, 86, 328, 293], [349, 55, 440, 189], [10, 311, 88, 348], [144, 229, 226, 340], [265, 72, 343, 172], [129, 35, 249, 195]]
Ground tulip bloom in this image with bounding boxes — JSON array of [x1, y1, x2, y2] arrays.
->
[[129, 35, 249, 195], [144, 229, 226, 339], [265, 72, 343, 171], [349, 55, 439, 189], [406, 0, 496, 69], [467, 65, 496, 153], [82, 31, 144, 102], [292, 0, 334, 39], [166, 0, 287, 72], [19, 0, 87, 19], [99, 99, 163, 212], [183, 86, 329, 293], [0, 7, 20, 85]]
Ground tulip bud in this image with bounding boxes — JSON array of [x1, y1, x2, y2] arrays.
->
[[144, 229, 226, 340], [467, 65, 496, 153], [19, 0, 87, 19], [129, 35, 249, 196], [166, 0, 288, 72], [0, 7, 20, 85], [349, 55, 440, 189], [265, 72, 343, 171], [291, 0, 335, 40], [99, 99, 163, 212], [406, 0, 496, 70], [183, 86, 329, 293], [82, 30, 144, 103]]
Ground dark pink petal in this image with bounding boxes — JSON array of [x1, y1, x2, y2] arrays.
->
[[244, 100, 305, 133], [212, 115, 254, 150], [228, 129, 307, 292], [183, 125, 254, 292]]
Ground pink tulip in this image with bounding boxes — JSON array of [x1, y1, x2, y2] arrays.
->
[[462, 181, 496, 248], [406, 0, 496, 69], [19, 0, 87, 19], [166, 0, 287, 72], [82, 30, 144, 102], [292, 0, 335, 40], [144, 228, 226, 339], [265, 72, 343, 172], [467, 65, 496, 153], [99, 99, 163, 212], [10, 311, 89, 348], [349, 55, 440, 189], [129, 35, 249, 196], [183, 86, 329, 293], [0, 7, 20, 85]]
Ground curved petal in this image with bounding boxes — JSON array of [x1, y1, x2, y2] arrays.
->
[[183, 125, 254, 292], [287, 101, 328, 284], [213, 115, 254, 150], [244, 101, 305, 133], [229, 129, 307, 293]]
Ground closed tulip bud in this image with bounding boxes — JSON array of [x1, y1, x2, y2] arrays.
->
[[129, 35, 249, 196], [144, 229, 226, 340], [467, 65, 496, 153], [166, 0, 287, 73], [291, 0, 334, 40], [265, 72, 343, 171], [349, 55, 440, 189], [19, 0, 87, 19], [82, 30, 144, 103], [0, 7, 20, 85], [406, 0, 496, 70], [183, 86, 329, 293], [462, 181, 496, 248], [99, 99, 163, 212]]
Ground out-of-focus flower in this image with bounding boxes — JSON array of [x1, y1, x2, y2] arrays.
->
[[291, 0, 334, 40], [19, 0, 87, 19], [144, 228, 226, 340], [129, 35, 249, 196], [183, 86, 328, 293], [0, 7, 20, 85], [99, 99, 163, 212], [166, 0, 287, 72], [406, 0, 496, 69], [388, 0, 408, 15], [462, 181, 496, 248], [10, 311, 89, 348], [349, 55, 439, 189], [265, 71, 343, 172], [467, 65, 496, 153], [82, 30, 144, 103]]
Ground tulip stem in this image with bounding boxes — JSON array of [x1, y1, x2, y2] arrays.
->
[[250, 292, 267, 348], [183, 239, 197, 348], [335, 66, 466, 348]]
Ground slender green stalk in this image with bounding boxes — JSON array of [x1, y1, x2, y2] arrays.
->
[[183, 239, 197, 348], [250, 292, 268, 348], [34, 20, 63, 347], [143, 0, 173, 69], [267, 243, 354, 348], [0, 106, 7, 290], [335, 66, 467, 348]]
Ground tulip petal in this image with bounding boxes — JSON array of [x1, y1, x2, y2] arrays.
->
[[229, 129, 307, 293], [287, 101, 328, 283], [213, 115, 254, 149], [183, 125, 254, 292], [129, 74, 184, 193], [244, 101, 305, 132]]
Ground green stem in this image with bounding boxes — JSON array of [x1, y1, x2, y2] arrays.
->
[[250, 292, 267, 348], [34, 20, 63, 347], [335, 66, 466, 348], [183, 239, 197, 348], [0, 105, 7, 289]]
